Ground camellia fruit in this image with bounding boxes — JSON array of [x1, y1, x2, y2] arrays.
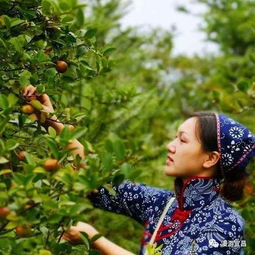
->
[[0, 207, 10, 219], [15, 225, 32, 237], [56, 60, 68, 73], [28, 113, 38, 121], [21, 105, 35, 114], [30, 99, 43, 111], [44, 158, 60, 171], [68, 125, 76, 131], [17, 151, 26, 161]]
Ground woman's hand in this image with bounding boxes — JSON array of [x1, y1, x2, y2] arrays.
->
[[22, 85, 85, 160], [22, 85, 54, 114], [22, 85, 64, 132], [63, 222, 134, 255], [63, 222, 99, 245]]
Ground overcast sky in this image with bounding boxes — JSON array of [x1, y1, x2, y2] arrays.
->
[[120, 0, 219, 56]]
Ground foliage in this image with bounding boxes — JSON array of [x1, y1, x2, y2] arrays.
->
[[0, 0, 176, 253]]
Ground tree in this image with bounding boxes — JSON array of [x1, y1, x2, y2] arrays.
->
[[0, 0, 177, 254]]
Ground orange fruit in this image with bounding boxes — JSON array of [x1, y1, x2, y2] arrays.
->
[[0, 207, 10, 219], [17, 151, 26, 161], [44, 158, 60, 171], [21, 105, 35, 114], [56, 60, 68, 73]]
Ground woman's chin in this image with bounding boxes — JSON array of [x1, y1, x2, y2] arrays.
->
[[164, 165, 176, 176]]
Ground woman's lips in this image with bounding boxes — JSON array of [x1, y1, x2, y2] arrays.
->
[[168, 155, 174, 162], [166, 159, 173, 165], [166, 155, 174, 165]]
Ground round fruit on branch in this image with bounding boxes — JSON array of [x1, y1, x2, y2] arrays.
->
[[55, 60, 68, 73], [17, 151, 26, 161], [15, 225, 32, 237], [21, 104, 35, 114], [0, 207, 11, 219], [44, 158, 60, 171]]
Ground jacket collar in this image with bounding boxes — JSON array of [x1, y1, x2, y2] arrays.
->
[[174, 176, 220, 211]]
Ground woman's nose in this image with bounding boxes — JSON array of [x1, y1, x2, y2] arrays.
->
[[166, 141, 176, 153]]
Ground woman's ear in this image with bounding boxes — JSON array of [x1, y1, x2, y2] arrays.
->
[[203, 151, 221, 169]]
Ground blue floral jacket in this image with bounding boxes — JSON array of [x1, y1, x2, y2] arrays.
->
[[88, 176, 245, 255]]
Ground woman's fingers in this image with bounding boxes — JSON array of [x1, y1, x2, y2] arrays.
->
[[39, 94, 54, 112], [21, 87, 55, 114], [62, 230, 82, 245], [62, 232, 72, 241], [41, 104, 54, 114], [22, 85, 36, 97]]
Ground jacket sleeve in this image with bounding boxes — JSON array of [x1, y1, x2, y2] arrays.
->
[[87, 180, 173, 225], [186, 217, 245, 255]]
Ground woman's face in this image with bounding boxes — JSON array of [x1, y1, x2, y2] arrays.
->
[[165, 117, 210, 178]]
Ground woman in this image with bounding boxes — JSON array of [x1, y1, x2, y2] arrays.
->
[[23, 86, 255, 255]]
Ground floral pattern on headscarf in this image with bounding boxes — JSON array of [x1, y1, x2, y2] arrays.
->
[[215, 113, 255, 174]]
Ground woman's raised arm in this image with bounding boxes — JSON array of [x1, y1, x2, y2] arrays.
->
[[22, 85, 85, 159]]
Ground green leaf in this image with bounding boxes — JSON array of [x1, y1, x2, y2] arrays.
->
[[101, 152, 113, 172], [103, 47, 116, 57], [33, 167, 47, 174], [76, 8, 84, 26], [19, 70, 32, 87], [0, 94, 9, 110], [42, 0, 54, 15], [0, 117, 9, 134], [59, 1, 70, 11], [24, 152, 36, 166], [71, 127, 88, 140], [112, 174, 125, 186], [44, 68, 57, 85], [6, 139, 19, 151], [62, 15, 73, 23], [60, 126, 72, 145], [0, 38, 7, 48], [46, 138, 59, 158], [47, 214, 63, 224], [48, 126, 57, 138], [39, 250, 52, 255], [32, 51, 50, 64], [3, 16, 11, 28], [79, 232, 90, 249], [10, 18, 25, 27], [9, 35, 26, 52], [237, 80, 250, 92], [0, 157, 9, 164], [7, 94, 18, 107], [85, 28, 97, 39], [88, 250, 101, 255], [25, 35, 33, 43], [113, 139, 126, 161], [54, 172, 73, 185], [84, 141, 95, 153], [90, 233, 103, 243], [0, 169, 12, 175], [105, 139, 113, 152]]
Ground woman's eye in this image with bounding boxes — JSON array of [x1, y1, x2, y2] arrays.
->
[[175, 135, 185, 143]]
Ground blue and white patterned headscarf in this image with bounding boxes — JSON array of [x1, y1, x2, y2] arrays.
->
[[215, 113, 255, 175]]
